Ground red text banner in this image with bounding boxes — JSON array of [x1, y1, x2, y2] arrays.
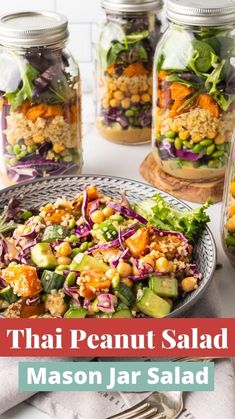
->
[[0, 318, 234, 357]]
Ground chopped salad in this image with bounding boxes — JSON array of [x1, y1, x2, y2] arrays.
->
[[0, 186, 210, 318]]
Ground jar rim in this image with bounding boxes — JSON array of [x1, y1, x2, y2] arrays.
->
[[0, 11, 69, 47], [101, 0, 163, 13], [167, 0, 235, 26]]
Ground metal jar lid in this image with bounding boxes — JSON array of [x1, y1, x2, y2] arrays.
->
[[101, 0, 163, 13], [167, 0, 235, 26], [0, 11, 69, 47]]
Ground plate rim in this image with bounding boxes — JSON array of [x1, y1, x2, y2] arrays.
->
[[0, 173, 217, 318]]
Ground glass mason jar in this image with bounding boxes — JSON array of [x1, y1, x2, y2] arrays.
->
[[96, 0, 163, 144], [0, 11, 82, 183], [152, 0, 235, 181], [221, 133, 235, 266]]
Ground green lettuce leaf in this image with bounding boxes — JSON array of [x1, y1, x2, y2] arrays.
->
[[5, 63, 39, 110], [135, 194, 212, 243]]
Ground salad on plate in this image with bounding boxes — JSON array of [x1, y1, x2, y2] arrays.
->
[[0, 185, 210, 318]]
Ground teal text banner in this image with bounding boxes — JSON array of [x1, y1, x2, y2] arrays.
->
[[19, 361, 214, 392]]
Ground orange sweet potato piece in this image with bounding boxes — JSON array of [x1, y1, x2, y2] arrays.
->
[[107, 64, 116, 75], [170, 82, 193, 101], [124, 62, 148, 77], [25, 104, 63, 122], [40, 203, 71, 224], [3, 265, 42, 298], [158, 71, 169, 81], [197, 93, 220, 118], [126, 227, 149, 257], [80, 269, 111, 300], [169, 99, 186, 117], [43, 104, 63, 118], [21, 301, 46, 318]]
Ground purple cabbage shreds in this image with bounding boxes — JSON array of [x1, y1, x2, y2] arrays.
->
[[139, 104, 152, 127], [176, 149, 203, 161], [156, 139, 176, 160], [0, 277, 7, 288], [0, 238, 8, 263], [96, 293, 117, 313], [119, 190, 131, 209], [26, 296, 40, 306], [87, 229, 136, 253], [63, 284, 81, 303], [112, 247, 131, 268], [132, 258, 154, 277], [74, 224, 90, 238], [102, 107, 128, 128], [107, 202, 147, 224], [82, 187, 92, 229], [34, 65, 58, 92], [63, 270, 80, 277], [185, 263, 202, 279]]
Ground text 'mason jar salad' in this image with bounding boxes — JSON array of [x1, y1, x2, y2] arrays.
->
[[0, 11, 82, 183], [152, 0, 235, 181], [96, 0, 163, 144]]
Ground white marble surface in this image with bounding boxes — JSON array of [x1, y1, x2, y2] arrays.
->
[[0, 122, 234, 419]]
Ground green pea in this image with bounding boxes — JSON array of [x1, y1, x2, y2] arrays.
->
[[6, 145, 14, 154], [69, 234, 80, 243], [216, 144, 225, 151], [21, 210, 33, 221], [13, 144, 21, 154], [192, 144, 204, 153], [111, 274, 120, 289], [56, 264, 70, 271], [9, 157, 17, 165], [225, 235, 235, 247], [206, 144, 216, 156], [183, 141, 193, 149], [17, 150, 27, 160], [27, 145, 37, 153], [80, 242, 89, 252], [212, 150, 223, 158], [165, 137, 175, 143], [156, 132, 162, 142], [200, 139, 213, 146], [174, 137, 182, 150], [208, 159, 220, 168], [71, 248, 82, 258], [165, 130, 176, 139], [125, 110, 134, 117], [68, 219, 76, 229], [63, 155, 73, 162], [65, 272, 76, 287], [110, 214, 124, 222], [92, 299, 100, 313]]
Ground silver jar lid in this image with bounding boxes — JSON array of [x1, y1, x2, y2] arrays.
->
[[101, 0, 163, 13], [0, 11, 69, 47], [167, 0, 235, 26]]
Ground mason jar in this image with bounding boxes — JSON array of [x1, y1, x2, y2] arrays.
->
[[152, 0, 235, 181], [0, 11, 82, 183], [221, 132, 235, 266], [96, 0, 163, 144]]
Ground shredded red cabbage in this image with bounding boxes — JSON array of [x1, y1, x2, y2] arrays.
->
[[26, 296, 40, 306], [97, 293, 117, 313], [108, 202, 147, 224], [63, 284, 80, 303], [81, 187, 92, 229], [87, 229, 136, 252], [0, 277, 7, 288], [74, 224, 90, 238], [0, 238, 8, 263], [111, 247, 131, 268]]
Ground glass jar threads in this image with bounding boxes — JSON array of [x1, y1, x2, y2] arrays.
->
[[96, 0, 163, 144], [0, 11, 82, 183], [152, 0, 235, 181], [221, 133, 235, 266]]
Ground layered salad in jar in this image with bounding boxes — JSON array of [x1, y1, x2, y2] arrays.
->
[[97, 12, 161, 144], [0, 47, 82, 182], [153, 26, 235, 180]]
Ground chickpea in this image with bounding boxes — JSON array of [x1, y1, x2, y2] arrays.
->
[[106, 268, 118, 280], [230, 182, 235, 198], [141, 93, 151, 103], [90, 210, 105, 224], [191, 132, 202, 143], [102, 207, 114, 218], [226, 215, 235, 233], [207, 130, 217, 139], [110, 98, 120, 108], [114, 90, 124, 100], [109, 82, 116, 91], [102, 98, 109, 109], [57, 256, 71, 265], [121, 98, 131, 109], [139, 255, 155, 269], [131, 94, 141, 103], [181, 277, 198, 292], [119, 83, 128, 93], [57, 242, 72, 257], [229, 202, 235, 217], [215, 134, 225, 145], [155, 257, 173, 273], [117, 261, 132, 277], [178, 130, 190, 140], [121, 277, 134, 288]]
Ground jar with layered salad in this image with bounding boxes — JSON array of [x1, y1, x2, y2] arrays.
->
[[96, 0, 163, 144], [152, 0, 235, 180], [0, 11, 82, 183], [221, 133, 235, 266]]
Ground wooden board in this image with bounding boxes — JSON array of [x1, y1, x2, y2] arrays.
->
[[140, 152, 224, 203]]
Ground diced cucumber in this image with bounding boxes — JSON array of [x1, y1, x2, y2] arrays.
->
[[31, 243, 57, 269], [41, 270, 65, 292], [64, 307, 87, 318], [115, 283, 135, 306], [70, 254, 109, 272], [42, 225, 68, 243], [113, 309, 133, 318], [0, 286, 17, 303], [149, 276, 178, 298], [136, 288, 172, 318]]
